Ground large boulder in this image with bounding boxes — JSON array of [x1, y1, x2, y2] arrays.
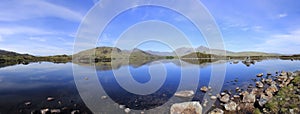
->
[[170, 102, 202, 114], [242, 92, 256, 103], [258, 94, 272, 107], [175, 90, 195, 98], [224, 101, 237, 111]]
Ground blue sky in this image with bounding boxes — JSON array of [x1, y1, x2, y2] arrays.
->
[[0, 0, 299, 55]]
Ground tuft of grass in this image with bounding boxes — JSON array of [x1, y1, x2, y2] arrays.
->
[[253, 108, 262, 114]]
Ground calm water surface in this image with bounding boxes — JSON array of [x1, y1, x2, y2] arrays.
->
[[0, 59, 299, 113]]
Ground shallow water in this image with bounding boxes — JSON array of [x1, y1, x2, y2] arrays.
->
[[0, 59, 299, 113]]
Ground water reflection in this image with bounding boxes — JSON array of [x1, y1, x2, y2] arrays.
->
[[0, 59, 299, 113]]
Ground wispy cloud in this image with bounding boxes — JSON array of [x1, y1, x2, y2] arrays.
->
[[29, 37, 46, 42], [0, 26, 54, 35], [0, 35, 3, 42], [253, 29, 300, 54], [0, 0, 83, 22], [277, 13, 288, 18]]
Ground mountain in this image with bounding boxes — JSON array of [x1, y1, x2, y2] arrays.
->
[[73, 47, 161, 63], [0, 49, 71, 64], [145, 50, 174, 56], [147, 46, 280, 57], [0, 49, 32, 57]]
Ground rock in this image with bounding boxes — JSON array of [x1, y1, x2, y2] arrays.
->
[[280, 72, 287, 76], [51, 109, 61, 113], [289, 108, 296, 114], [203, 99, 208, 107], [257, 73, 263, 77], [61, 107, 68, 111], [233, 95, 240, 98], [71, 110, 80, 114], [236, 87, 240, 90], [267, 73, 272, 76], [170, 102, 202, 114], [200, 86, 208, 92], [124, 108, 131, 113], [258, 94, 271, 107], [119, 105, 125, 109], [175, 90, 195, 98], [278, 75, 288, 82], [209, 108, 224, 114], [101, 96, 108, 99], [24, 102, 31, 106], [84, 77, 89, 80], [242, 92, 256, 103], [256, 81, 264, 88], [265, 78, 273, 84], [220, 92, 226, 96], [265, 84, 278, 94], [211, 96, 217, 100], [219, 94, 230, 103], [40, 109, 50, 114], [251, 88, 259, 95], [208, 86, 212, 90], [47, 97, 55, 101], [224, 101, 237, 111]]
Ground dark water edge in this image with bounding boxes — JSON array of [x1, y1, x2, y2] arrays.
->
[[0, 59, 299, 113]]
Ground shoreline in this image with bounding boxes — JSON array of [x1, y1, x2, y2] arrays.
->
[[172, 70, 300, 114]]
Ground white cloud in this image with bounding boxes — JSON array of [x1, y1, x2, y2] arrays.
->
[[29, 37, 46, 42], [0, 35, 3, 42], [0, 26, 54, 35], [277, 13, 287, 18], [0, 0, 83, 22], [253, 29, 300, 54]]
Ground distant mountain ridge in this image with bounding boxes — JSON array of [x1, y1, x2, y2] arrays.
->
[[145, 46, 281, 57]]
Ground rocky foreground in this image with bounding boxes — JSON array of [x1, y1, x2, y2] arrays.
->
[[171, 70, 300, 114]]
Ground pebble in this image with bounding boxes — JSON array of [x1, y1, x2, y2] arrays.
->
[[124, 108, 131, 113], [47, 97, 55, 101], [211, 96, 217, 100], [71, 110, 80, 114], [101, 96, 108, 99], [25, 102, 31, 106], [119, 105, 125, 109]]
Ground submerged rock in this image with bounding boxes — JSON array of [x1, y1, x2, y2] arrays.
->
[[170, 102, 202, 114], [257, 73, 264, 77], [175, 90, 195, 98], [224, 101, 237, 111], [209, 108, 224, 114]]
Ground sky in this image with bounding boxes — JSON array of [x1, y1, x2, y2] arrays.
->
[[0, 0, 299, 55]]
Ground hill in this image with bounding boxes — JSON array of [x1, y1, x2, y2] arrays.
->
[[150, 46, 281, 57], [73, 47, 161, 63], [0, 49, 71, 64]]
